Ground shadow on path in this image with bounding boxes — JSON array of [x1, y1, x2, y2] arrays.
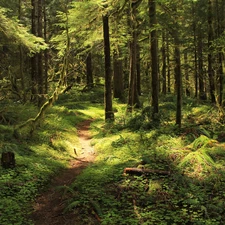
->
[[30, 120, 95, 225]]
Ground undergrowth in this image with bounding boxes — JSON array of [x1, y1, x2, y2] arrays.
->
[[0, 85, 104, 225], [61, 95, 225, 225], [1, 86, 225, 225]]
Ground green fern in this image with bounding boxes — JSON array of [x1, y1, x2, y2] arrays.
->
[[192, 135, 211, 150], [63, 200, 81, 213]]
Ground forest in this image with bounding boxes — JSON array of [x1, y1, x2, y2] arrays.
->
[[1, 0, 225, 224]]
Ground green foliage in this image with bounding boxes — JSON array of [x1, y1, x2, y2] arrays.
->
[[2, 86, 225, 224], [0, 7, 48, 52], [61, 96, 225, 224], [0, 86, 104, 224]]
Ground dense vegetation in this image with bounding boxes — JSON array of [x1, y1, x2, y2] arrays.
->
[[1, 85, 225, 224], [1, 0, 225, 224]]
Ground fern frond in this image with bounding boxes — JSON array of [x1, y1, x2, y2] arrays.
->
[[63, 200, 81, 213]]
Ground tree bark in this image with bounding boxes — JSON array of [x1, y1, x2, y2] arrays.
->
[[184, 50, 190, 96], [123, 167, 170, 176], [166, 32, 171, 93], [208, 0, 216, 103], [215, 0, 224, 105], [127, 4, 140, 112], [86, 52, 94, 87], [113, 51, 124, 101], [43, 0, 48, 94], [161, 30, 166, 95], [136, 44, 141, 96], [103, 14, 114, 121], [174, 36, 182, 128], [149, 0, 159, 117], [1, 152, 15, 169], [31, 0, 38, 101]]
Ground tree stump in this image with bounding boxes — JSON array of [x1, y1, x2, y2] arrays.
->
[[1, 152, 15, 169]]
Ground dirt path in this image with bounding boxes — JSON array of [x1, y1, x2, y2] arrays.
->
[[30, 120, 95, 225]]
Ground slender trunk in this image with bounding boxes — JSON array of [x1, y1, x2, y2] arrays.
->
[[184, 51, 190, 96], [215, 0, 224, 105], [43, 0, 48, 94], [193, 23, 198, 98], [31, 0, 38, 101], [198, 32, 206, 100], [103, 14, 114, 121], [149, 0, 159, 117], [136, 44, 141, 96], [86, 52, 93, 87], [127, 4, 140, 111], [208, 0, 216, 103], [19, 0, 25, 101], [162, 30, 166, 95], [37, 0, 44, 106], [113, 51, 124, 101], [174, 36, 182, 128], [166, 32, 171, 93]]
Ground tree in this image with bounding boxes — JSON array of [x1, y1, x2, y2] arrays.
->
[[207, 0, 216, 103], [127, 0, 141, 112], [149, 0, 159, 118], [161, 30, 167, 95], [86, 52, 94, 87], [103, 12, 114, 121], [113, 50, 124, 101]]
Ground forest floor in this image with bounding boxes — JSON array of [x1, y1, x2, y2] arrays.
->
[[30, 119, 96, 225]]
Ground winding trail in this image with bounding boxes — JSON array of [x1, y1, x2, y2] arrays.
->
[[30, 120, 95, 225]]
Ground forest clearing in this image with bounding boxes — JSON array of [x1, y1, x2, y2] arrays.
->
[[1, 0, 225, 224]]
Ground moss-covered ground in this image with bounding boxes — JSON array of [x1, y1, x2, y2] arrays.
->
[[1, 85, 225, 224]]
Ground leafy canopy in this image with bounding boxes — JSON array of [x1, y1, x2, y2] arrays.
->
[[0, 7, 48, 53]]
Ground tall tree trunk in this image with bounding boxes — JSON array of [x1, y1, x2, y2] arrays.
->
[[86, 52, 93, 87], [31, 0, 44, 106], [166, 32, 171, 93], [37, 0, 44, 105], [149, 0, 159, 118], [113, 51, 124, 101], [174, 41, 182, 128], [198, 32, 206, 100], [37, 0, 44, 106], [136, 44, 141, 96], [43, 0, 48, 94], [127, 4, 140, 111], [208, 0, 216, 103], [18, 0, 25, 101], [215, 0, 224, 105], [161, 30, 166, 95], [31, 0, 38, 101], [184, 50, 190, 96], [193, 19, 198, 98], [103, 14, 114, 121]]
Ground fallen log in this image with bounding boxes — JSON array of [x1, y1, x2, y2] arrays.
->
[[123, 168, 170, 176]]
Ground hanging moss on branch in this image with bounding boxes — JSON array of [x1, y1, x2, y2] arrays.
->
[[13, 86, 70, 139], [13, 7, 71, 139]]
